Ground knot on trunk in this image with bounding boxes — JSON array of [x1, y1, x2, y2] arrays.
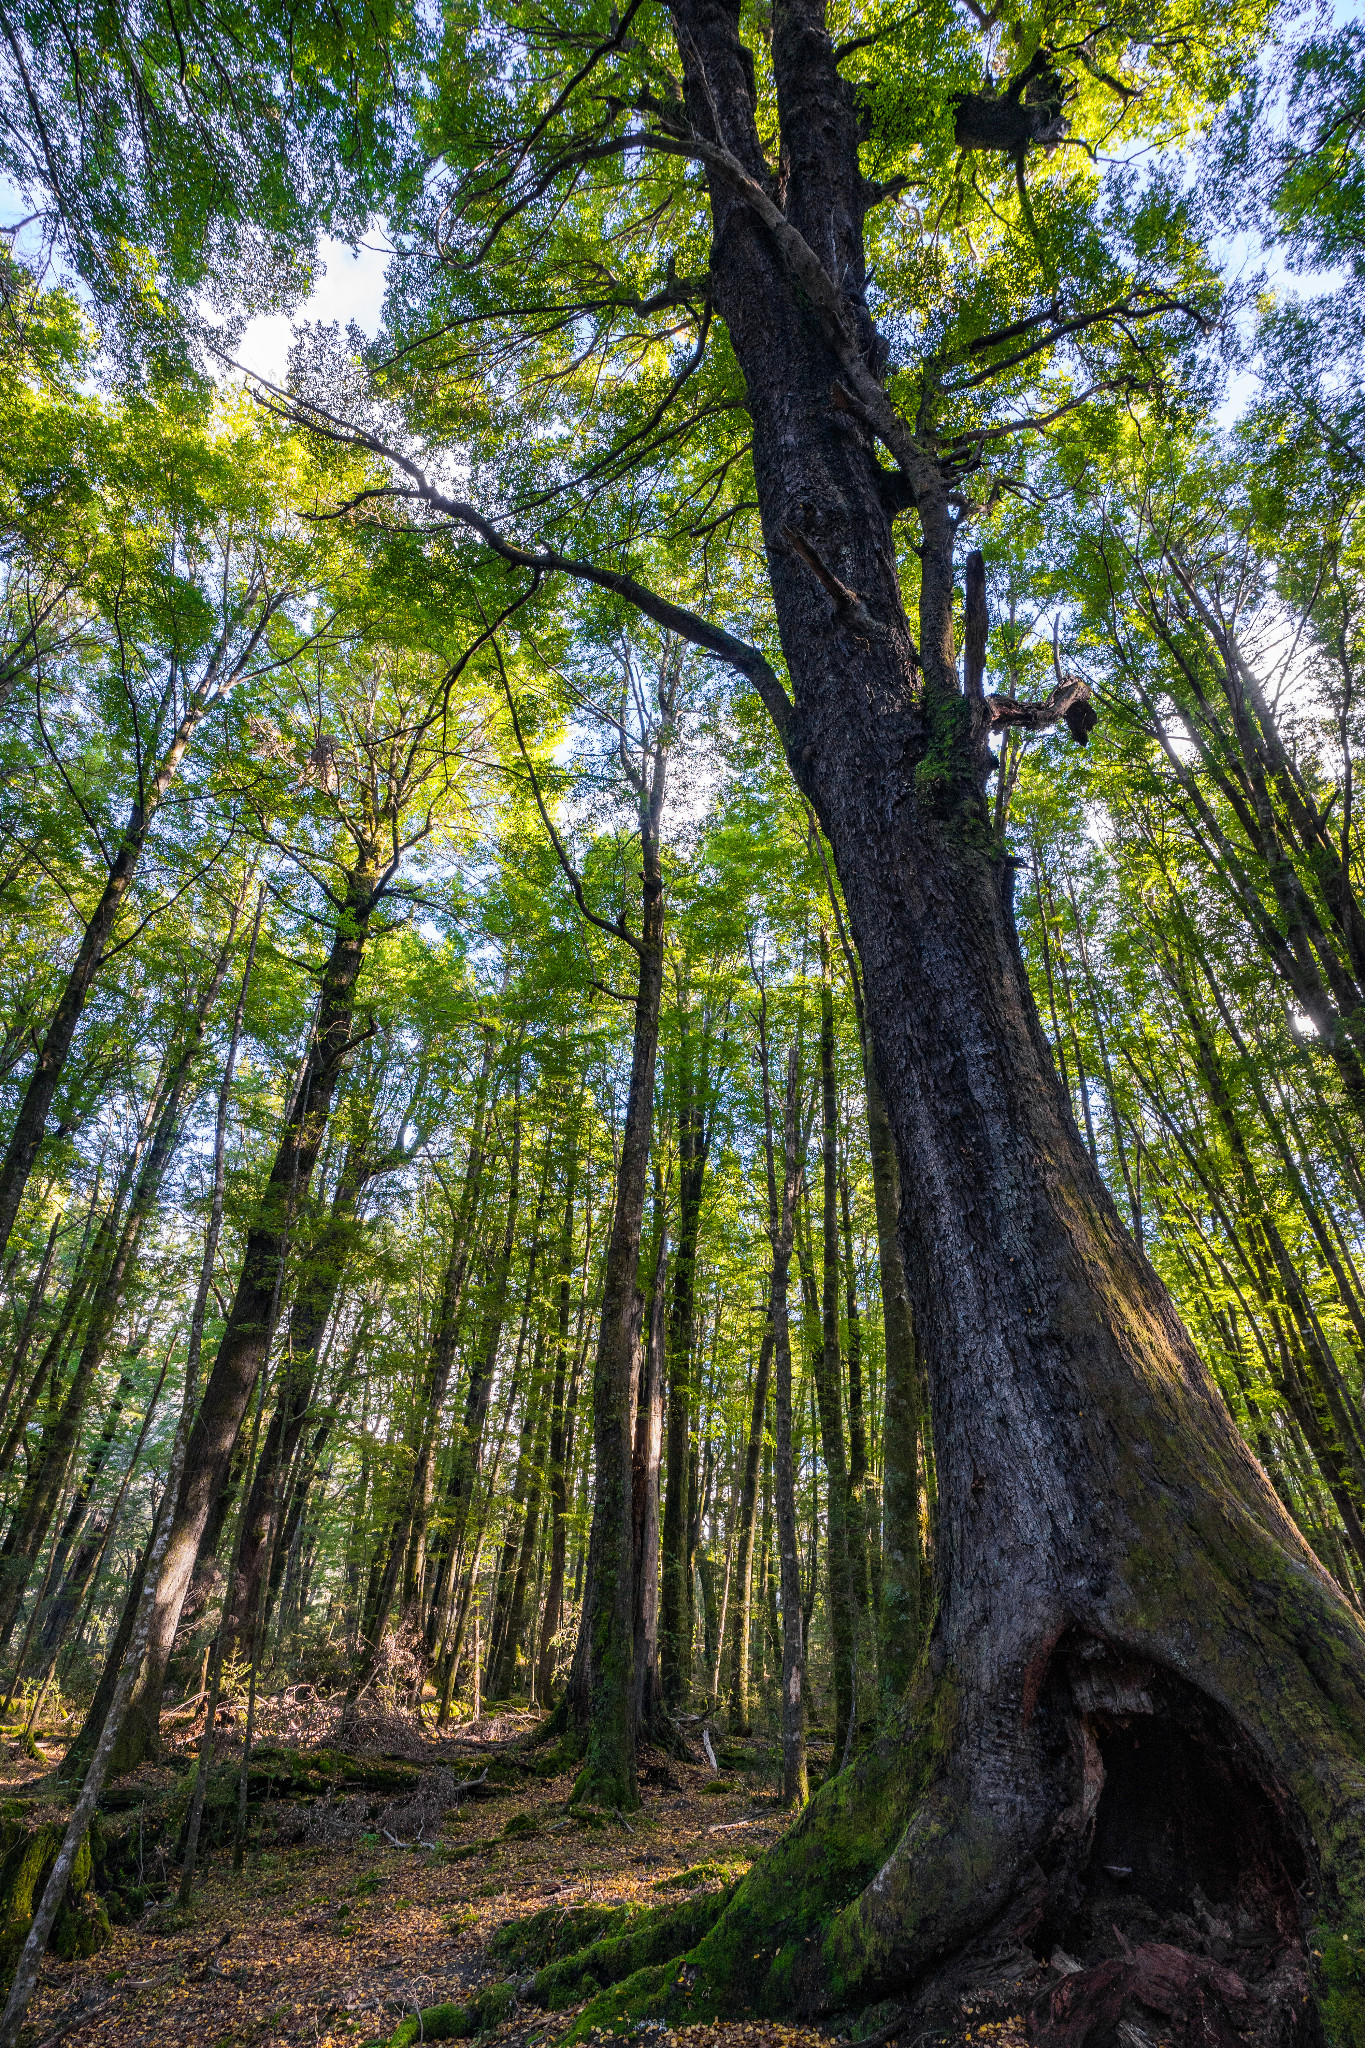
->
[[954, 52, 1069, 154]]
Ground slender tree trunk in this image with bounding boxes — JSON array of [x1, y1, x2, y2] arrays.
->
[[91, 860, 380, 1772], [560, 732, 668, 1809], [487, 1329, 546, 1697], [0, 1209, 61, 1430], [726, 1311, 772, 1735], [406, 1031, 497, 1607], [537, 1155, 587, 1701], [770, 1045, 806, 1807], [0, 912, 234, 1645], [865, 1055, 922, 1704], [495, 1352, 551, 1699], [222, 1138, 369, 1658], [421, 1082, 523, 1663], [0, 608, 271, 1268], [813, 943, 855, 1757], [839, 1162, 871, 1617], [632, 1199, 668, 1741], [661, 1002, 712, 1710]]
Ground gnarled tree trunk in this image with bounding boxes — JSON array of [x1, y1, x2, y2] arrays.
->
[[603, 0, 1365, 2031]]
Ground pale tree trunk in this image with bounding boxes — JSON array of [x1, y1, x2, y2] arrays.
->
[[769, 1044, 805, 1808], [725, 1312, 772, 1736], [814, 938, 856, 1757], [536, 1151, 587, 1701], [420, 1082, 523, 1668]]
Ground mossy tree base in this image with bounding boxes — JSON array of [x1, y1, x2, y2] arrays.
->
[[565, 1627, 1365, 2047], [0, 1814, 111, 1991]]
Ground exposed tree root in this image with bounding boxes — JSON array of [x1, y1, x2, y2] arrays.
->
[[568, 1640, 1352, 2047]]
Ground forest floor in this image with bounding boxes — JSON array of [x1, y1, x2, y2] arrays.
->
[[0, 1706, 1027, 2048]]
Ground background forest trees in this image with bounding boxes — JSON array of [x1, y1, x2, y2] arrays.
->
[[1, 0, 1365, 2038]]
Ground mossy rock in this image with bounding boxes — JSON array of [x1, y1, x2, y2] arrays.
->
[[502, 1812, 539, 1840], [0, 1818, 111, 1989]]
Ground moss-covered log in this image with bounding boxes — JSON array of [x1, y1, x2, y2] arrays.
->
[[526, 1887, 735, 2009]]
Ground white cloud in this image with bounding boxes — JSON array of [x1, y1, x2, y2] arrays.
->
[[232, 231, 393, 385]]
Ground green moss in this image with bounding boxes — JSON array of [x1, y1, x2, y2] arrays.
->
[[502, 1812, 540, 1839], [653, 1863, 738, 1892], [563, 1962, 673, 2041], [489, 1901, 645, 1971], [378, 2000, 468, 2045], [371, 1980, 518, 2047], [1317, 1923, 1365, 2045], [911, 692, 971, 813], [527, 1887, 735, 2010], [0, 1818, 111, 1988], [586, 1682, 952, 2032]]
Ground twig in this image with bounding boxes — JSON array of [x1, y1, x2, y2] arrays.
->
[[613, 1808, 636, 1835], [34, 1994, 116, 2047]]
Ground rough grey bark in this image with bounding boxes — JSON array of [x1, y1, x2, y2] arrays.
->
[[547, 0, 1365, 2020]]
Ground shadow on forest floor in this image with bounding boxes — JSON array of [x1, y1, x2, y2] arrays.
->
[[0, 1702, 966, 2048]]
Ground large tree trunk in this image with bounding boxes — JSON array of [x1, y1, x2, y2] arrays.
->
[[615, 0, 1365, 2030]]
